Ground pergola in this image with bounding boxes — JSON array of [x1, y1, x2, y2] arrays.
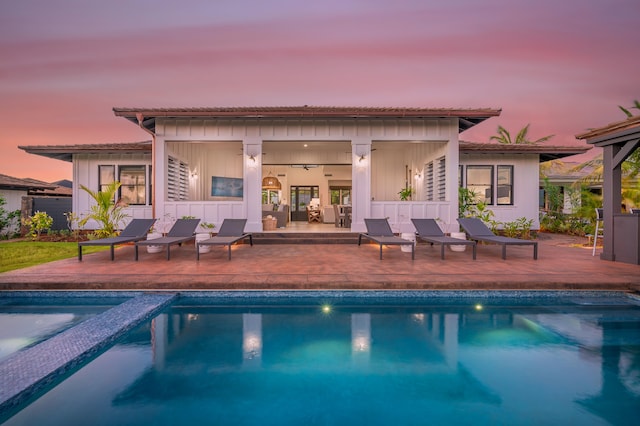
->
[[576, 115, 640, 263]]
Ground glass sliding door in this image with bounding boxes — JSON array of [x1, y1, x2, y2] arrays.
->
[[290, 186, 319, 221]]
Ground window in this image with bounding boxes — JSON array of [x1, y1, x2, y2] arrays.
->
[[96, 165, 150, 206], [330, 187, 351, 205], [99, 165, 115, 192], [167, 156, 189, 201], [119, 166, 146, 205], [497, 165, 513, 205], [466, 166, 493, 204]]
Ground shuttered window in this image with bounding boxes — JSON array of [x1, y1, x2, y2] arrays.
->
[[167, 156, 189, 201]]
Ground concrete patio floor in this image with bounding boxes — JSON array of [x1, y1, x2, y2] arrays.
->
[[0, 233, 639, 292]]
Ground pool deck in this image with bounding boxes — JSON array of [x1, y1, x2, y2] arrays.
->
[[1, 233, 639, 292]]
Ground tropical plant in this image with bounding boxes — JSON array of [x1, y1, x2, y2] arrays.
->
[[22, 211, 54, 240], [458, 188, 498, 231], [198, 221, 216, 235], [398, 186, 413, 201], [618, 99, 640, 118], [79, 181, 128, 239], [503, 217, 534, 239], [490, 124, 554, 145], [0, 195, 21, 239]]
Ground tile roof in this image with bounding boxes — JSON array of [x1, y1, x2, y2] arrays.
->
[[0, 173, 55, 190]]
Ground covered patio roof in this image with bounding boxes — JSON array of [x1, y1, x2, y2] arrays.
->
[[112, 105, 502, 133], [459, 141, 590, 162], [576, 115, 640, 262]]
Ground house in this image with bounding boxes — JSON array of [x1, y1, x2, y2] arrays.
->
[[0, 173, 72, 234], [20, 106, 589, 234]]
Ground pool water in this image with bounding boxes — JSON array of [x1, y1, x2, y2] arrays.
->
[[2, 295, 639, 425], [0, 298, 123, 362]]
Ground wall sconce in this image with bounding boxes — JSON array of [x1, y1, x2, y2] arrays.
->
[[415, 170, 422, 180], [190, 169, 198, 180], [358, 154, 366, 163], [247, 154, 258, 168]]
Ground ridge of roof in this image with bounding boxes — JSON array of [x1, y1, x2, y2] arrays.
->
[[113, 105, 502, 117]]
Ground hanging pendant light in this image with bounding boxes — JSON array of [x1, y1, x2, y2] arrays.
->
[[262, 171, 281, 190]]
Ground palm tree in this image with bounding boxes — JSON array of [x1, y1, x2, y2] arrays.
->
[[78, 181, 129, 238], [490, 124, 554, 145], [618, 99, 640, 118]]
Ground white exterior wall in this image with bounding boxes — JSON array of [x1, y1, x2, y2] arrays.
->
[[0, 189, 26, 212], [154, 117, 461, 232], [460, 154, 541, 230], [72, 152, 152, 230]]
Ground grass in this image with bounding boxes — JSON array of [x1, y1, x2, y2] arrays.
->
[[0, 241, 108, 273]]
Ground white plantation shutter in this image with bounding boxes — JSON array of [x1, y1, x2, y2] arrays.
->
[[167, 156, 189, 201], [437, 156, 446, 201]]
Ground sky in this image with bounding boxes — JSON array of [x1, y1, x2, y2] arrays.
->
[[1, 0, 639, 182]]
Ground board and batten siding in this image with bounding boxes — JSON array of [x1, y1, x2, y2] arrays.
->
[[73, 153, 152, 230]]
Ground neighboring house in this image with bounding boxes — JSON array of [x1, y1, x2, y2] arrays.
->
[[0, 173, 72, 234], [20, 106, 589, 233]]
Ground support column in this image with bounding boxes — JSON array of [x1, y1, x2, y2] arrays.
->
[[601, 144, 622, 261], [352, 139, 372, 233], [244, 139, 263, 232]]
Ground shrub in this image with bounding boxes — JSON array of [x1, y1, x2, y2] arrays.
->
[[22, 211, 54, 240]]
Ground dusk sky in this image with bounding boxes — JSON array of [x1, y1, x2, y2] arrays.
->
[[1, 0, 638, 182]]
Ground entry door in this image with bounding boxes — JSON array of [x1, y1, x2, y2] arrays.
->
[[290, 186, 319, 221]]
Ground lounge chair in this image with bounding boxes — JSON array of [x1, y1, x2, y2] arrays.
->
[[78, 218, 156, 261], [358, 218, 414, 260], [457, 217, 537, 260], [134, 218, 200, 260], [411, 218, 476, 260], [196, 219, 253, 260]]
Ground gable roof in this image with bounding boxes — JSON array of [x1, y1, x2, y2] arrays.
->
[[459, 141, 591, 162], [113, 105, 502, 133]]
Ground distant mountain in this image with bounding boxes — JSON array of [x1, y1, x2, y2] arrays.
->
[[53, 179, 72, 188]]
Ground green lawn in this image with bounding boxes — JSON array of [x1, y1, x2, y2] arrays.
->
[[0, 241, 108, 273]]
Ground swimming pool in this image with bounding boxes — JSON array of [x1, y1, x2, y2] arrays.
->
[[1, 291, 639, 425]]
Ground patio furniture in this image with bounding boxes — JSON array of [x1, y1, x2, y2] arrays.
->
[[134, 218, 200, 261], [457, 217, 538, 260], [196, 219, 253, 260], [358, 218, 415, 260], [592, 208, 604, 256], [307, 206, 321, 223], [411, 218, 476, 260], [78, 218, 156, 261], [333, 204, 346, 227]]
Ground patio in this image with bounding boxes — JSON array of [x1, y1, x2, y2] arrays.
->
[[0, 233, 639, 291]]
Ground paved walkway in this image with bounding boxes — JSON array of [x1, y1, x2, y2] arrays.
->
[[0, 233, 639, 291]]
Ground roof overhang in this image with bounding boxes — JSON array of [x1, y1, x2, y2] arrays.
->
[[576, 115, 640, 146], [113, 106, 502, 134], [18, 141, 152, 162], [459, 141, 591, 162]]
